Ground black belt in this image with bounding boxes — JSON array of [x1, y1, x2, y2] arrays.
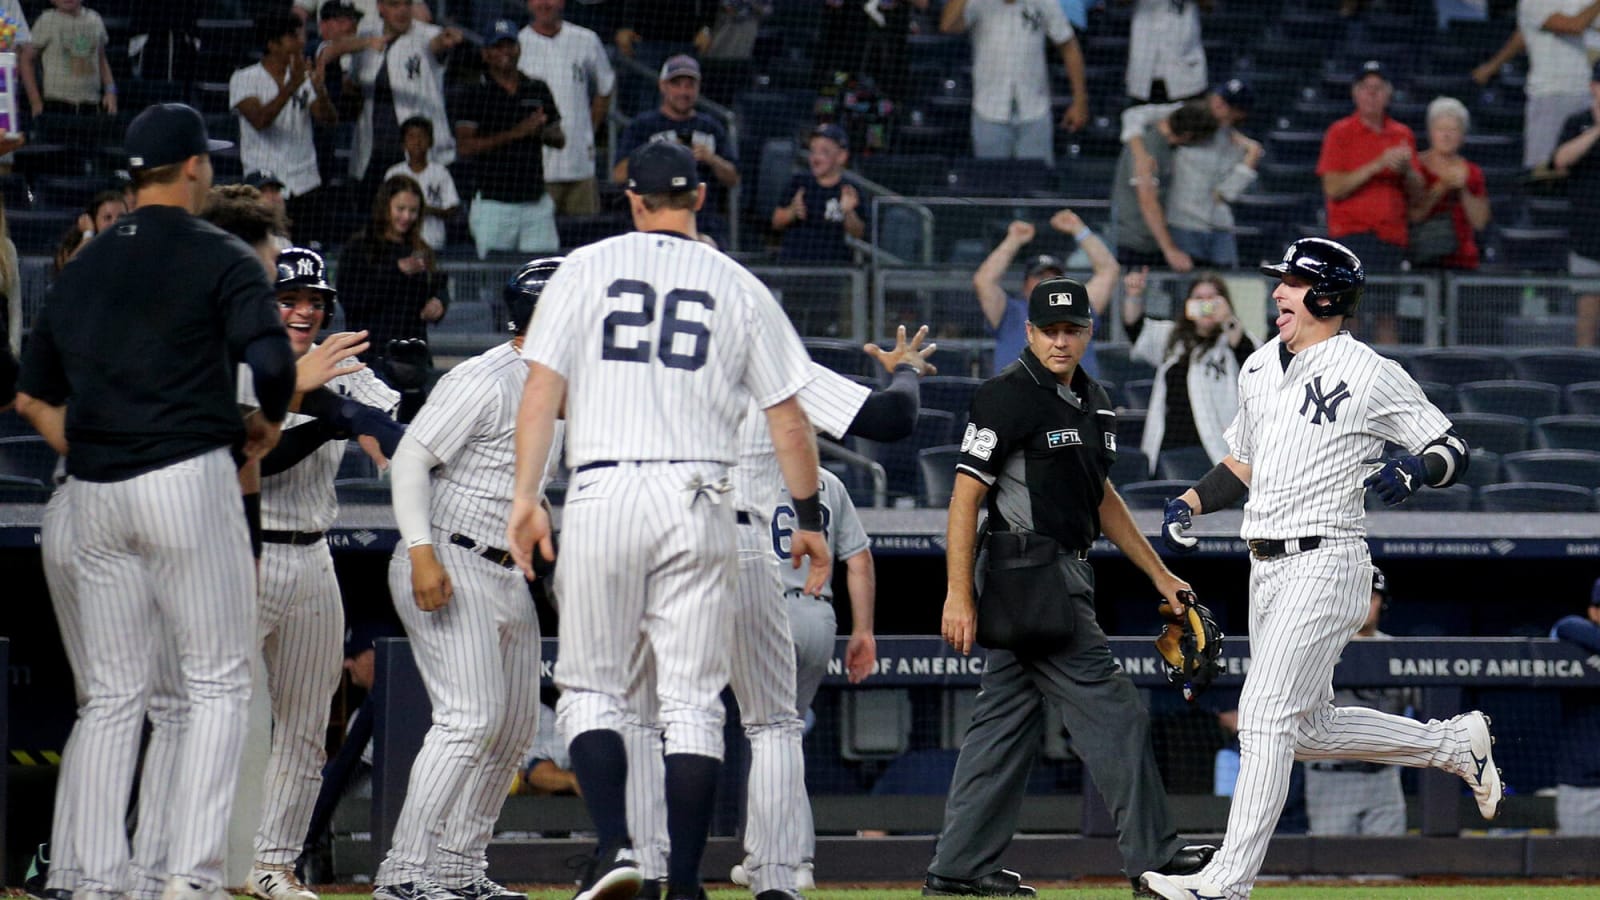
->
[[261, 529, 325, 546], [574, 459, 716, 473], [1248, 536, 1322, 560], [1309, 761, 1389, 774], [449, 533, 516, 570]]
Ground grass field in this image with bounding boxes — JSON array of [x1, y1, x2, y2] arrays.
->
[[290, 883, 1600, 899]]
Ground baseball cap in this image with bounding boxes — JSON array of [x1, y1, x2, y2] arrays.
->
[[126, 103, 232, 170], [659, 54, 701, 82], [811, 123, 849, 149], [626, 140, 702, 194], [1353, 60, 1388, 85], [1024, 253, 1066, 280], [319, 0, 362, 21], [488, 18, 519, 44], [344, 619, 403, 659], [245, 170, 286, 190], [1027, 276, 1093, 328], [1214, 78, 1254, 114]]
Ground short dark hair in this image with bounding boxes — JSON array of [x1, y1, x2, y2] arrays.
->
[[201, 184, 290, 247], [130, 161, 186, 192], [399, 115, 434, 142], [639, 189, 699, 213], [256, 11, 304, 52]]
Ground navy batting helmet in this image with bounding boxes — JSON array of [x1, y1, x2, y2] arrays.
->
[[504, 256, 563, 335], [276, 247, 337, 311], [1260, 237, 1364, 319]]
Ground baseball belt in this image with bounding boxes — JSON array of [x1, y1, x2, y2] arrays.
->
[[449, 532, 517, 570], [1247, 536, 1322, 560], [261, 529, 326, 546]]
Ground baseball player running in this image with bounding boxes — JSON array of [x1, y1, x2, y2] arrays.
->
[[508, 140, 828, 900], [629, 329, 934, 899], [373, 259, 565, 900], [1142, 238, 1500, 900], [250, 248, 401, 900]]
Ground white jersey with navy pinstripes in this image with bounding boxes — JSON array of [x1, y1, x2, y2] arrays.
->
[[520, 231, 813, 467], [405, 342, 536, 542], [1225, 334, 1452, 540], [733, 363, 870, 517], [263, 362, 399, 531], [776, 467, 869, 600]]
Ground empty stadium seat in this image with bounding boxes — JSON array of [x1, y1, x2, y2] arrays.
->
[[0, 436, 57, 486], [1568, 382, 1600, 415], [0, 473, 50, 503], [1409, 348, 1512, 383], [869, 409, 957, 501], [1382, 483, 1474, 512], [1416, 380, 1456, 413], [1155, 446, 1212, 482], [858, 154, 949, 195], [1117, 479, 1192, 510], [1450, 412, 1531, 454], [1122, 378, 1153, 410], [30, 175, 106, 211], [1116, 409, 1147, 450], [1478, 482, 1597, 513], [1502, 450, 1600, 487], [1456, 380, 1562, 419], [1457, 448, 1501, 488], [1265, 130, 1325, 166], [1108, 449, 1151, 487], [840, 690, 912, 760], [947, 158, 1055, 198], [918, 445, 960, 507], [919, 376, 982, 421], [1508, 350, 1600, 387], [8, 209, 78, 255], [1493, 226, 1569, 272], [1092, 342, 1154, 386], [1533, 415, 1600, 451]]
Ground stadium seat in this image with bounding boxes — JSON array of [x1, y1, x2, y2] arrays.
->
[[1122, 378, 1153, 410], [1450, 412, 1531, 454], [920, 375, 983, 420], [334, 479, 391, 505], [1493, 226, 1569, 272], [1567, 382, 1600, 415], [30, 174, 106, 211], [858, 154, 949, 196], [1155, 446, 1212, 482], [1093, 342, 1154, 386], [947, 157, 1055, 198], [1462, 134, 1521, 169], [11, 143, 91, 178], [338, 444, 378, 482], [918, 445, 960, 508], [1117, 479, 1191, 510], [0, 410, 30, 437], [1388, 484, 1475, 512], [1456, 380, 1562, 419], [0, 436, 59, 485], [1508, 350, 1600, 387], [1108, 448, 1150, 487], [1478, 482, 1597, 513], [1116, 409, 1146, 450], [1457, 448, 1501, 488], [805, 337, 877, 378], [7, 209, 77, 255], [1416, 380, 1456, 413], [1501, 449, 1600, 487], [1265, 130, 1325, 166], [0, 474, 50, 503], [1533, 415, 1600, 451], [840, 690, 912, 760], [0, 173, 29, 210], [753, 138, 799, 230], [1232, 192, 1318, 230], [1523, 196, 1572, 229], [1408, 348, 1512, 383], [869, 409, 957, 501]]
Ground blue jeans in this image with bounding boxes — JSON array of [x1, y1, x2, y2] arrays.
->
[[1170, 227, 1239, 268], [971, 113, 1054, 167]]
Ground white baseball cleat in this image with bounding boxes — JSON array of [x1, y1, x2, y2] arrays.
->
[[1457, 710, 1504, 820], [730, 861, 812, 891], [248, 864, 319, 900], [1138, 871, 1228, 900]]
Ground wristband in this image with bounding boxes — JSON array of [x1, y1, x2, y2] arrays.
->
[[894, 363, 919, 376], [104, 84, 116, 95], [792, 491, 824, 532], [1072, 226, 1093, 242]]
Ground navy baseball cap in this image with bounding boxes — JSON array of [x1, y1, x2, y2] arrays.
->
[[1353, 59, 1388, 85], [1024, 253, 1065, 280], [245, 170, 285, 190], [1214, 78, 1254, 114], [1028, 276, 1093, 328], [627, 140, 702, 194], [319, 0, 362, 21], [488, 18, 519, 44], [811, 123, 849, 149], [659, 54, 701, 82], [126, 103, 232, 170]]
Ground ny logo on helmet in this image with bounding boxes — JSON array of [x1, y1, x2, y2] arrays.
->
[[1299, 376, 1352, 425]]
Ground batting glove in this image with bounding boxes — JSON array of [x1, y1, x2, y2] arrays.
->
[[1363, 454, 1427, 507], [1162, 498, 1199, 553]]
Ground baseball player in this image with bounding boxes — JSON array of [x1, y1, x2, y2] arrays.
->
[[250, 248, 402, 900], [372, 258, 563, 900], [16, 102, 296, 900], [508, 139, 829, 900], [1143, 238, 1500, 900]]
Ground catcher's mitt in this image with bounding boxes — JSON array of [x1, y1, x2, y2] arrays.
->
[[1154, 590, 1224, 702]]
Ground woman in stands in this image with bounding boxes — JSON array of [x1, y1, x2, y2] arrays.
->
[[336, 174, 448, 407], [1409, 96, 1490, 271], [1120, 268, 1255, 477], [52, 189, 126, 274]]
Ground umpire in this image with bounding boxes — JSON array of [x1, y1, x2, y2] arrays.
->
[[16, 102, 295, 900], [928, 277, 1213, 896]]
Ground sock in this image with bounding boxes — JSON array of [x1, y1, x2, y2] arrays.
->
[[569, 729, 632, 852], [665, 753, 721, 892]]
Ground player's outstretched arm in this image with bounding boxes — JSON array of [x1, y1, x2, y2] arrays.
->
[[766, 395, 831, 595], [1100, 479, 1192, 612], [941, 473, 987, 655], [508, 362, 563, 581]]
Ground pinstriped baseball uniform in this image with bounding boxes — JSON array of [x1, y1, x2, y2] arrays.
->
[[254, 364, 399, 869], [627, 367, 869, 893], [378, 341, 545, 889], [521, 230, 813, 764], [1195, 334, 1482, 898]]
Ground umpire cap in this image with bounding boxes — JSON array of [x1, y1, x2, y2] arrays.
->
[[275, 247, 337, 309], [504, 256, 564, 335]]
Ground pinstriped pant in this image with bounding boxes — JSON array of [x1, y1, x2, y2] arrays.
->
[[1200, 540, 1465, 897], [379, 542, 541, 886], [254, 541, 346, 866], [63, 447, 257, 897]]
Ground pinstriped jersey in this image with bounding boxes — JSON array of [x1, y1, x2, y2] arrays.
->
[[1226, 334, 1452, 540], [774, 467, 870, 601], [521, 231, 813, 468], [262, 361, 400, 531], [405, 342, 530, 544], [732, 362, 871, 517]]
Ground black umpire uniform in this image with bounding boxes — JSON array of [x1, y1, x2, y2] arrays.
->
[[927, 277, 1210, 896]]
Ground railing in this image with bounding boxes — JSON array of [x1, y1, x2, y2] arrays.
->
[[819, 436, 887, 508]]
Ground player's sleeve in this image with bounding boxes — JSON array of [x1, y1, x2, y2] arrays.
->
[[1367, 359, 1454, 452], [519, 255, 584, 375], [405, 367, 493, 466], [956, 379, 1027, 486], [1223, 366, 1255, 464], [15, 297, 66, 404], [797, 363, 871, 439], [336, 365, 402, 417], [821, 469, 871, 561], [741, 284, 812, 408]]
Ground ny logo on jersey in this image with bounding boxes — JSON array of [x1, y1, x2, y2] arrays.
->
[[1299, 376, 1353, 425], [427, 184, 443, 204], [1203, 355, 1228, 381], [1020, 6, 1045, 31], [405, 55, 423, 80]]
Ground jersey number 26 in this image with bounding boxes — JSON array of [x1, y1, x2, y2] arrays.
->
[[601, 278, 713, 372]]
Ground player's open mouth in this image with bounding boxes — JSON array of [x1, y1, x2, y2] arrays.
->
[[1275, 307, 1294, 330]]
